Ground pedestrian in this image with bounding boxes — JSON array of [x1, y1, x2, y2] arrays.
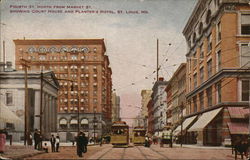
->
[[83, 133, 88, 153], [50, 134, 56, 152], [76, 132, 84, 157], [38, 131, 43, 150], [55, 135, 60, 152], [33, 129, 39, 150], [0, 129, 6, 153]]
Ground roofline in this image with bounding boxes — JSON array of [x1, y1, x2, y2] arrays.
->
[[13, 38, 106, 52]]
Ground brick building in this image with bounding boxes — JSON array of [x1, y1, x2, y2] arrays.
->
[[14, 39, 112, 141], [183, 0, 250, 146]]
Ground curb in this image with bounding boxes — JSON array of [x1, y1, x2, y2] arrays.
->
[[6, 151, 45, 160]]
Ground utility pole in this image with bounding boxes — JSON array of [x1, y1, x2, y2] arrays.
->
[[40, 70, 43, 136], [157, 39, 159, 81], [20, 58, 30, 146]]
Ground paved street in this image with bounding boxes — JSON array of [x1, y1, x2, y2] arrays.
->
[[24, 144, 236, 160]]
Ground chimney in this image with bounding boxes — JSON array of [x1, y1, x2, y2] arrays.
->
[[0, 62, 5, 72], [159, 77, 164, 81]]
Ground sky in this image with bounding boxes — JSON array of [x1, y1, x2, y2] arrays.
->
[[0, 0, 196, 126]]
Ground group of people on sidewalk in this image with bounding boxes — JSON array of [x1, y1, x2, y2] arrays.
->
[[33, 129, 60, 153]]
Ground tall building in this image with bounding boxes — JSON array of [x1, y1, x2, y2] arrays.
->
[[141, 90, 152, 129], [147, 99, 153, 135], [14, 39, 112, 141], [111, 92, 120, 122], [151, 77, 168, 137], [183, 0, 250, 145]]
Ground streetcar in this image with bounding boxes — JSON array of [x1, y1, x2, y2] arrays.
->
[[161, 123, 173, 147], [110, 121, 129, 147], [132, 126, 146, 145]]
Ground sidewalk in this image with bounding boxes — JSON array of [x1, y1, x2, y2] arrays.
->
[[172, 143, 231, 150], [0, 145, 44, 160]]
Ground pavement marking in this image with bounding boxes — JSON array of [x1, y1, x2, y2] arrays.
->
[[150, 147, 170, 160], [135, 146, 149, 159]]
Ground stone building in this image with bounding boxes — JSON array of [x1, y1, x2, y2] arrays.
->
[[14, 39, 112, 141], [0, 62, 58, 141], [183, 0, 250, 145], [165, 63, 187, 138], [151, 78, 168, 137]]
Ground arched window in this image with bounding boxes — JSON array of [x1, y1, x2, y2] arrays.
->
[[70, 118, 78, 129], [206, 10, 211, 24], [59, 118, 67, 129], [81, 119, 89, 129]]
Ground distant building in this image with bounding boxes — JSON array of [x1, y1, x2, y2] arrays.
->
[[141, 90, 152, 129], [165, 63, 186, 128], [151, 77, 168, 137], [0, 62, 59, 141], [183, 0, 250, 145], [147, 99, 153, 135], [111, 92, 120, 122], [14, 39, 112, 141]]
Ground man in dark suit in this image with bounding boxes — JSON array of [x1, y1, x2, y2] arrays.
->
[[50, 134, 56, 152]]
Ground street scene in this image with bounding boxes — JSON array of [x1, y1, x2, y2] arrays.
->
[[0, 0, 250, 159]]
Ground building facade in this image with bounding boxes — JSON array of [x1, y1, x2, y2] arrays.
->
[[165, 63, 187, 130], [0, 62, 58, 141], [151, 78, 168, 137], [141, 90, 153, 129], [183, 0, 250, 145], [147, 99, 153, 135], [14, 39, 112, 141], [111, 92, 120, 122]]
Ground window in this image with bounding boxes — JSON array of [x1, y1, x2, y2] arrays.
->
[[200, 43, 204, 59], [199, 92, 204, 110], [193, 32, 196, 44], [71, 55, 78, 60], [241, 14, 250, 35], [216, 82, 221, 103], [194, 73, 197, 88], [206, 87, 212, 107], [6, 92, 13, 105], [207, 33, 212, 53], [206, 10, 211, 24], [193, 96, 197, 112], [217, 22, 221, 42], [193, 52, 197, 67], [198, 22, 203, 35], [242, 80, 249, 101], [240, 44, 250, 67], [207, 60, 212, 78], [39, 55, 46, 61], [216, 50, 221, 72], [200, 67, 204, 83]]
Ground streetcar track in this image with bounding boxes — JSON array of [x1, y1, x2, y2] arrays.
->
[[120, 148, 126, 159], [96, 147, 113, 160], [136, 146, 149, 159], [150, 147, 170, 160]]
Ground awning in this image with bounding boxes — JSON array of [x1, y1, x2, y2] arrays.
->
[[81, 119, 88, 124], [0, 104, 23, 124], [70, 119, 78, 124], [188, 108, 222, 132], [173, 115, 197, 136], [59, 119, 67, 125], [227, 122, 249, 135], [228, 107, 249, 119]]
